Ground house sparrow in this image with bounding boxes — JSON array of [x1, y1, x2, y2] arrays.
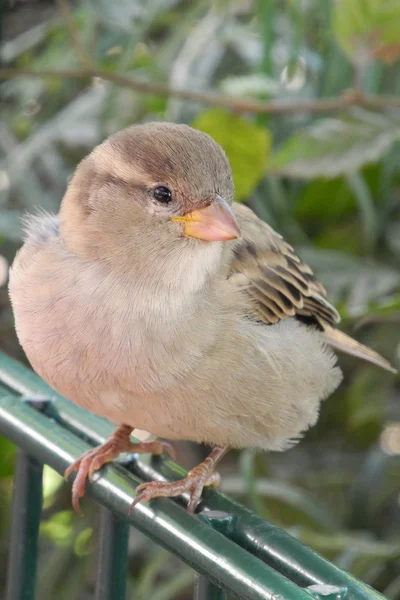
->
[[9, 122, 396, 514]]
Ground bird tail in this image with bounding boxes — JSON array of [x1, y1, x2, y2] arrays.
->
[[323, 325, 397, 374]]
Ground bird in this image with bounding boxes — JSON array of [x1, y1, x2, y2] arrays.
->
[[9, 122, 397, 514]]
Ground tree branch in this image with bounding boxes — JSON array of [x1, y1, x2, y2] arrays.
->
[[0, 67, 399, 114]]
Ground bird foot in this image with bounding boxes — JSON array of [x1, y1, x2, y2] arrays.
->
[[130, 450, 225, 514], [64, 425, 175, 515]]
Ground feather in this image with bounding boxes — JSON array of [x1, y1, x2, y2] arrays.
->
[[322, 325, 397, 374], [230, 202, 339, 327], [229, 202, 396, 373]]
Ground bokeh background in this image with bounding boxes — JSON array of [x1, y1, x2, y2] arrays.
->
[[1, 0, 400, 598]]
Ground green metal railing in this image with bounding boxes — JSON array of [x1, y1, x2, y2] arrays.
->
[[0, 352, 387, 600]]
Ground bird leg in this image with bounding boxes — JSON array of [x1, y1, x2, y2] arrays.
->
[[130, 445, 229, 514], [64, 424, 175, 515]]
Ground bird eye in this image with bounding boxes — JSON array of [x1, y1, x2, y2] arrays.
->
[[153, 186, 172, 203]]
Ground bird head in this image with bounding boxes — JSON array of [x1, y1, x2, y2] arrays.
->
[[60, 123, 240, 267]]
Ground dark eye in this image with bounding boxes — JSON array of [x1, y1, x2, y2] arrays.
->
[[153, 186, 172, 203]]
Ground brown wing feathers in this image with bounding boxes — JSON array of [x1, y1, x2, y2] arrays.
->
[[230, 203, 396, 373], [230, 203, 339, 328]]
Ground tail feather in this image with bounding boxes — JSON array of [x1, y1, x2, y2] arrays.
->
[[323, 325, 397, 374]]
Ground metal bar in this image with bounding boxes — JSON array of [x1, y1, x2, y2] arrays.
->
[[0, 392, 316, 600], [0, 354, 386, 600], [6, 449, 43, 600], [193, 574, 227, 600], [95, 507, 129, 600], [193, 511, 236, 600], [130, 448, 380, 600]]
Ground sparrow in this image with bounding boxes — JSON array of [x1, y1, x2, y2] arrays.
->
[[9, 122, 397, 514]]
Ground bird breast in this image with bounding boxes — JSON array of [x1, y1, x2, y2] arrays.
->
[[9, 240, 222, 416]]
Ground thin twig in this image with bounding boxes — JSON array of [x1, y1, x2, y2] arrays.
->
[[55, 0, 94, 69], [1, 67, 400, 114]]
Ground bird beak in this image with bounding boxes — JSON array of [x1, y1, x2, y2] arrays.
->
[[171, 195, 241, 241]]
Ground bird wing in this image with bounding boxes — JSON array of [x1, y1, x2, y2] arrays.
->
[[230, 202, 340, 327], [230, 203, 396, 373]]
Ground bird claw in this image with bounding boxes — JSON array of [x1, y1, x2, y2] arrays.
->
[[129, 468, 221, 514], [64, 429, 176, 515]]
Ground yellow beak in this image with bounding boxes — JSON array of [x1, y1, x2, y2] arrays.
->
[[171, 196, 241, 242]]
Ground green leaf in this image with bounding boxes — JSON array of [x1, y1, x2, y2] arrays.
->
[[345, 171, 377, 250], [239, 449, 271, 518], [74, 526, 93, 557], [40, 510, 74, 547], [333, 0, 400, 64], [42, 465, 64, 504], [0, 435, 15, 478], [192, 108, 271, 201], [296, 177, 357, 226], [223, 474, 340, 532], [298, 528, 400, 559], [314, 222, 364, 255], [269, 109, 400, 179]]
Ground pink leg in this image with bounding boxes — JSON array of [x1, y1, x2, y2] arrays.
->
[[64, 424, 175, 515], [130, 446, 229, 514]]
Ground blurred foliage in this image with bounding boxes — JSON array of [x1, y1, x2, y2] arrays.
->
[[193, 107, 272, 200], [334, 0, 400, 64], [0, 0, 400, 598]]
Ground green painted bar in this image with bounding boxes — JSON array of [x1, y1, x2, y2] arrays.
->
[[95, 508, 129, 600], [130, 439, 386, 600], [0, 353, 387, 600], [6, 449, 43, 600], [193, 511, 236, 600], [0, 392, 317, 600], [193, 573, 228, 600]]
